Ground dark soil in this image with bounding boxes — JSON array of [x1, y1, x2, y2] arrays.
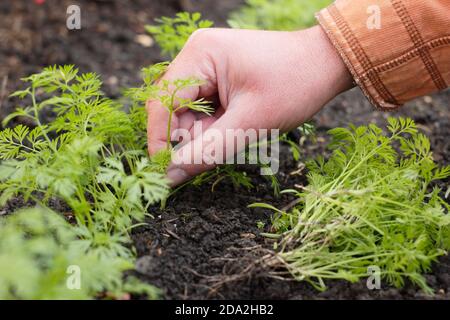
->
[[1, 0, 449, 300]]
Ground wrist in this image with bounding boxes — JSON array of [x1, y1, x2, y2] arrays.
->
[[300, 25, 354, 100]]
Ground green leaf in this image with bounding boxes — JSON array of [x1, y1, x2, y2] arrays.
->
[[146, 12, 214, 58]]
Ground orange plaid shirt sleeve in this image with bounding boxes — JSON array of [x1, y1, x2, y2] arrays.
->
[[316, 0, 450, 110]]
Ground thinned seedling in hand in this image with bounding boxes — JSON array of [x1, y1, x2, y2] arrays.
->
[[157, 78, 214, 151]]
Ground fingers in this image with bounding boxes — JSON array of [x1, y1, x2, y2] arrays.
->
[[166, 103, 259, 186]]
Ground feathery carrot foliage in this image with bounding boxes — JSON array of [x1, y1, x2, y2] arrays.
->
[[0, 63, 200, 299], [228, 0, 333, 30], [251, 118, 450, 293]]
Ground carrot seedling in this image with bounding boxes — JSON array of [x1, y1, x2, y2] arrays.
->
[[146, 12, 213, 59], [228, 0, 333, 31]]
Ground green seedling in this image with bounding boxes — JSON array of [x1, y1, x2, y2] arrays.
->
[[228, 0, 333, 31], [251, 118, 450, 293], [281, 122, 316, 162], [125, 61, 213, 157], [192, 165, 254, 192], [158, 79, 214, 150], [257, 220, 266, 230], [0, 207, 159, 299], [146, 12, 213, 59]]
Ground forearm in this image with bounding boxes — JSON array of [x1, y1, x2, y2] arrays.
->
[[298, 25, 354, 99]]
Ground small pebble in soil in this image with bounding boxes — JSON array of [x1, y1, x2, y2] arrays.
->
[[424, 96, 433, 104], [134, 34, 154, 48]]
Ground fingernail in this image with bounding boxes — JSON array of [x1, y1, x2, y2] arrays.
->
[[167, 168, 189, 187]]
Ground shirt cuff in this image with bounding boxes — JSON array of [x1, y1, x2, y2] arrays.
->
[[316, 0, 450, 111]]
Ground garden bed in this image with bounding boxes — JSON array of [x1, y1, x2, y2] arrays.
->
[[1, 0, 449, 300]]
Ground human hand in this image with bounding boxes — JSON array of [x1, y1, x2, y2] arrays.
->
[[147, 25, 354, 186]]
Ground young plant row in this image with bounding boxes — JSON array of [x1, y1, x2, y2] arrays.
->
[[228, 0, 333, 31], [0, 56, 220, 298]]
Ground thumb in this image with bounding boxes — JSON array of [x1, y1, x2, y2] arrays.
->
[[166, 104, 260, 186]]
